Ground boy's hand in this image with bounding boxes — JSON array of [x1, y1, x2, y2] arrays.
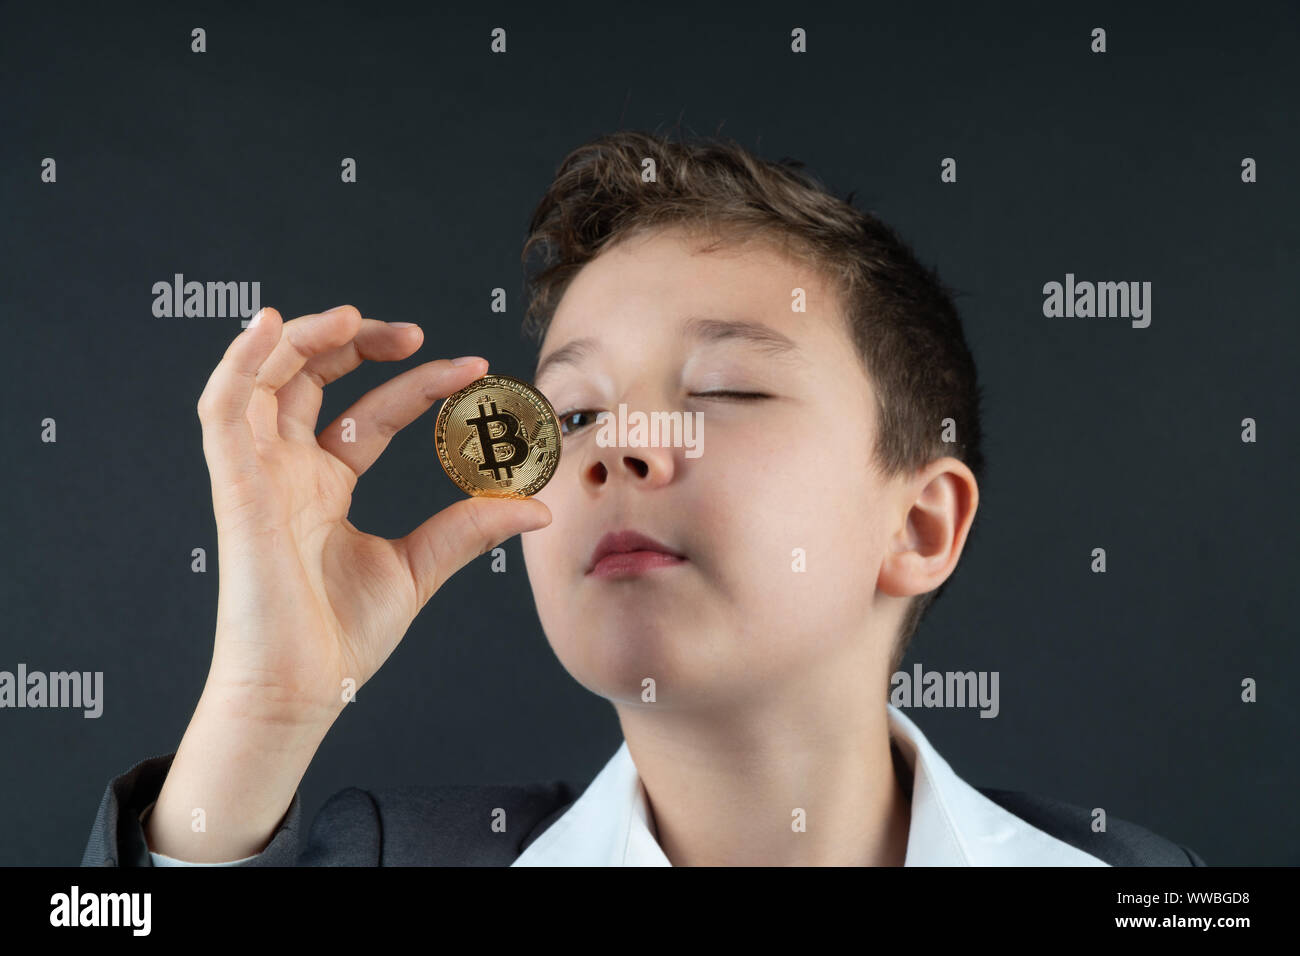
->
[[196, 305, 552, 730]]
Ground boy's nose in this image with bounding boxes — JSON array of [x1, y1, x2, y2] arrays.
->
[[582, 442, 676, 491]]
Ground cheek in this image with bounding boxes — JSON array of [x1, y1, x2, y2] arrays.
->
[[520, 488, 569, 592], [520, 520, 578, 661], [689, 430, 808, 574], [696, 423, 878, 603]]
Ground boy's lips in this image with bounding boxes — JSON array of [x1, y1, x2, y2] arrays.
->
[[586, 529, 687, 576]]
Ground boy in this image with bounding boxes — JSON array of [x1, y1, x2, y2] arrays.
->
[[81, 130, 1204, 866]]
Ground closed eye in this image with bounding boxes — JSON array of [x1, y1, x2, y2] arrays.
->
[[556, 393, 771, 435], [692, 391, 771, 401]]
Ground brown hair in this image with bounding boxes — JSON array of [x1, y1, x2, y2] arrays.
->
[[520, 128, 985, 673]]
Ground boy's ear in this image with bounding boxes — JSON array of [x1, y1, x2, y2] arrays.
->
[[877, 458, 979, 599]]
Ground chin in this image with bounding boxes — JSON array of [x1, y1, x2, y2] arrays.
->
[[551, 622, 693, 698]]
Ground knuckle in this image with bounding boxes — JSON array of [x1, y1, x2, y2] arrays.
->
[[465, 504, 495, 557], [300, 364, 328, 390], [370, 413, 398, 440], [251, 432, 278, 458], [281, 327, 313, 362], [196, 391, 216, 421]]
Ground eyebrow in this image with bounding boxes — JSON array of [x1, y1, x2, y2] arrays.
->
[[534, 316, 805, 382]]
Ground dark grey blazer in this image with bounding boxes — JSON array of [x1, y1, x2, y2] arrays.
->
[[81, 751, 1207, 866]]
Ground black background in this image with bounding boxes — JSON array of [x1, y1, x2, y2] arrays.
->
[[2, 0, 1296, 866]]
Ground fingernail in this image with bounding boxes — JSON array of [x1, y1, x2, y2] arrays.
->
[[247, 308, 264, 329], [390, 322, 418, 329], [451, 355, 485, 366]]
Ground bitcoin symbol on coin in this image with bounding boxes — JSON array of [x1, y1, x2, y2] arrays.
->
[[465, 399, 529, 482], [434, 373, 561, 497]]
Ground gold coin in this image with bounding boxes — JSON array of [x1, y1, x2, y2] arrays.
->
[[434, 373, 561, 498]]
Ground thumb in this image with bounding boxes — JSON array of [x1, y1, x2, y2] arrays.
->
[[396, 496, 552, 609]]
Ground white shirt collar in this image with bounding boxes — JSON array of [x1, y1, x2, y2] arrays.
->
[[513, 703, 1108, 866]]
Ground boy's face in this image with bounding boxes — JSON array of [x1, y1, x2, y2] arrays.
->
[[522, 225, 903, 710]]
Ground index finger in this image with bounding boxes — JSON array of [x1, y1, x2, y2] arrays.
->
[[316, 357, 489, 477], [275, 318, 427, 441]]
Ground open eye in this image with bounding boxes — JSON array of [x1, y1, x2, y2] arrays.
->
[[556, 410, 601, 435]]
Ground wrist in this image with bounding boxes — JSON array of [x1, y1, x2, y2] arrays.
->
[[196, 678, 345, 739]]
